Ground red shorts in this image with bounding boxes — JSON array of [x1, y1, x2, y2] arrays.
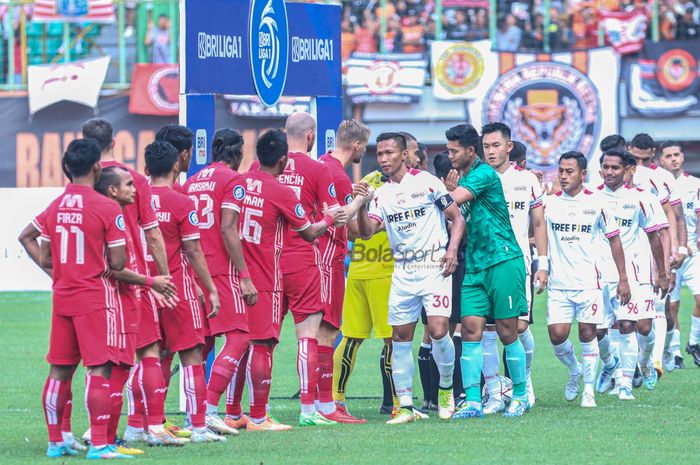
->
[[283, 266, 324, 324], [116, 333, 137, 366], [208, 274, 248, 336], [193, 276, 212, 337], [161, 299, 206, 353], [321, 265, 345, 329], [247, 291, 285, 342], [136, 291, 161, 350], [47, 309, 119, 367]]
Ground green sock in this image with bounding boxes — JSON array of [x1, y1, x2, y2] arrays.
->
[[460, 341, 482, 403], [505, 339, 527, 398]]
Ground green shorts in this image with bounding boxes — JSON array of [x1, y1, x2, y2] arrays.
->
[[461, 257, 528, 320]]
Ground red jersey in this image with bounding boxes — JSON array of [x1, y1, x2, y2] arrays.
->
[[41, 184, 127, 315], [183, 162, 240, 276], [101, 161, 158, 275], [114, 220, 141, 334], [150, 186, 201, 302], [317, 153, 353, 269], [260, 152, 338, 273], [232, 170, 311, 291]]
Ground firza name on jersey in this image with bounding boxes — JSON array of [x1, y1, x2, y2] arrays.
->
[[57, 212, 82, 224]]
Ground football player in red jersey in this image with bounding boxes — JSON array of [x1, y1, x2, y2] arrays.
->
[[39, 139, 130, 459], [275, 113, 348, 425], [184, 129, 256, 434], [155, 124, 194, 194], [315, 120, 372, 423], [146, 141, 229, 443], [81, 118, 176, 440], [233, 129, 344, 430]]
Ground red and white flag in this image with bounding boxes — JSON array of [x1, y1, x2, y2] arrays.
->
[[27, 55, 110, 114], [599, 9, 648, 55], [32, 0, 115, 23]]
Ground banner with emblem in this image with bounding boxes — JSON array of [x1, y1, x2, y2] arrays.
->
[[345, 52, 427, 104], [468, 47, 619, 180], [128, 64, 179, 116], [598, 9, 647, 55], [622, 40, 700, 117], [33, 0, 116, 23], [431, 40, 491, 100]]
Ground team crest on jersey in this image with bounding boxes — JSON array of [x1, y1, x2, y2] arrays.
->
[[233, 185, 246, 200], [295, 203, 305, 218], [116, 214, 126, 231], [484, 62, 599, 172], [345, 194, 353, 206], [329, 183, 337, 198], [188, 211, 200, 226], [396, 193, 406, 205]]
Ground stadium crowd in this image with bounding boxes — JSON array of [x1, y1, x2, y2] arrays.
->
[[19, 111, 700, 459]]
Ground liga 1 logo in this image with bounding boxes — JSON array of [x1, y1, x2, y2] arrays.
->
[[484, 61, 600, 170], [435, 42, 484, 95], [147, 65, 179, 113], [250, 0, 289, 107]]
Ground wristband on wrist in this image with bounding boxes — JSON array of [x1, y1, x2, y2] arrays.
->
[[239, 269, 250, 280], [144, 276, 155, 288], [537, 256, 549, 272], [678, 246, 688, 256], [322, 213, 334, 226]]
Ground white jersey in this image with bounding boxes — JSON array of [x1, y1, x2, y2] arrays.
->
[[497, 163, 543, 270], [544, 188, 619, 290], [595, 184, 668, 284], [634, 164, 680, 206], [673, 172, 700, 253], [368, 169, 452, 272]]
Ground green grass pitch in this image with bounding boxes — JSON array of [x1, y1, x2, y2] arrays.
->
[[1, 290, 699, 464]]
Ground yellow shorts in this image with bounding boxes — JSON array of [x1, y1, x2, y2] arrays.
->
[[341, 277, 392, 339]]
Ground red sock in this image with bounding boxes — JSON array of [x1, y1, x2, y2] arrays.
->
[[225, 348, 249, 417], [126, 365, 144, 429], [317, 345, 335, 404], [61, 377, 73, 433], [85, 374, 111, 447], [206, 331, 249, 407], [43, 377, 68, 443], [107, 365, 130, 443], [140, 357, 166, 428], [297, 337, 319, 409], [183, 364, 206, 428], [247, 344, 273, 420], [161, 353, 174, 401]]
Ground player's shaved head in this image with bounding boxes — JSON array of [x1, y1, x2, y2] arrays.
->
[[63, 138, 101, 178], [285, 112, 317, 140], [81, 118, 113, 153], [95, 166, 128, 196]]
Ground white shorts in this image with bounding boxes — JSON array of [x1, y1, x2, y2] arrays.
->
[[388, 268, 452, 326], [547, 289, 604, 326], [670, 254, 700, 303], [599, 281, 655, 328]]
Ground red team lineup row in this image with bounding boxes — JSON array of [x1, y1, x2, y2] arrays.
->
[[21, 114, 369, 459]]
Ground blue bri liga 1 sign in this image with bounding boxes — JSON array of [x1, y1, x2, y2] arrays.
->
[[180, 0, 342, 100]]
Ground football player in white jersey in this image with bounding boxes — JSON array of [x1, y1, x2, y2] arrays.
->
[[544, 151, 631, 408], [594, 149, 670, 400], [355, 132, 466, 424], [628, 133, 688, 375], [658, 141, 700, 368], [480, 123, 548, 413]]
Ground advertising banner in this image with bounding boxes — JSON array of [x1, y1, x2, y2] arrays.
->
[[346, 52, 427, 104]]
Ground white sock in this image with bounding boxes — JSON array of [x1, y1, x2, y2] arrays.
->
[[665, 329, 674, 351], [690, 316, 700, 345], [580, 339, 599, 395], [481, 331, 500, 399], [125, 425, 144, 435], [598, 334, 615, 368], [430, 334, 455, 389], [553, 339, 580, 374], [518, 327, 535, 378], [671, 328, 682, 356], [205, 403, 218, 415], [637, 328, 655, 366], [618, 332, 638, 390], [391, 341, 415, 408], [653, 314, 667, 364]]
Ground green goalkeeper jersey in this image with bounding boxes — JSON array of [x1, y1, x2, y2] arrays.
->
[[458, 158, 522, 273]]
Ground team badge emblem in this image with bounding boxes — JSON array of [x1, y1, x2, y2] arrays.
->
[[435, 43, 484, 95]]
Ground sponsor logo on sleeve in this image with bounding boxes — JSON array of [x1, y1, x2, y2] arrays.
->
[[116, 214, 126, 231], [189, 211, 200, 226], [233, 185, 246, 200], [295, 203, 306, 218]]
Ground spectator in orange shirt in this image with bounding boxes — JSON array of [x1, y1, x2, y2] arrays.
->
[[355, 13, 379, 53], [401, 15, 425, 53], [341, 17, 356, 61]]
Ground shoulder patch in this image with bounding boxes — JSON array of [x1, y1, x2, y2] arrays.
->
[[188, 211, 199, 226], [329, 183, 337, 198], [116, 214, 126, 231], [345, 193, 353, 206], [233, 185, 246, 200], [295, 203, 306, 218]]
